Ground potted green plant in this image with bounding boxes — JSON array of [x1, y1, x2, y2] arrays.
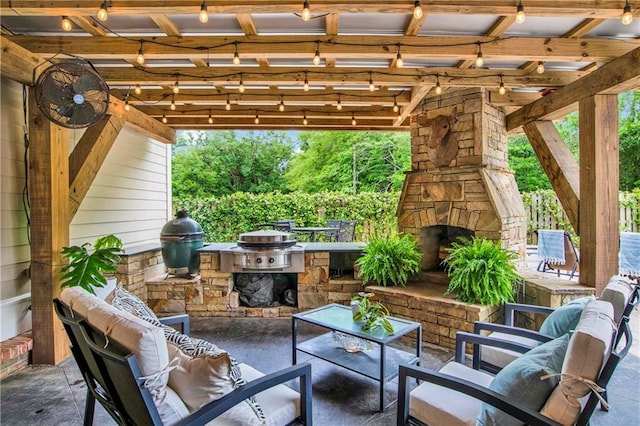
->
[[355, 233, 422, 287], [351, 292, 394, 334], [443, 237, 520, 305], [60, 234, 123, 296]]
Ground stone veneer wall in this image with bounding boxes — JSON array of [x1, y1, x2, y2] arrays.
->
[[115, 246, 164, 301], [145, 251, 363, 318], [397, 88, 527, 257]]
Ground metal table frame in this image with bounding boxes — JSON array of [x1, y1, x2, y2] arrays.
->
[[292, 303, 422, 412]]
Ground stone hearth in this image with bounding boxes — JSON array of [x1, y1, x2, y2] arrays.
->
[[398, 88, 527, 266]]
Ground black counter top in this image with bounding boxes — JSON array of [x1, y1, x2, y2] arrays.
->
[[198, 242, 366, 253]]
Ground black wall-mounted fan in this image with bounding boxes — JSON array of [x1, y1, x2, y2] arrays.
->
[[35, 60, 110, 129]]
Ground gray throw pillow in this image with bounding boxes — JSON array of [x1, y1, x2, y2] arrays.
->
[[539, 296, 594, 338]]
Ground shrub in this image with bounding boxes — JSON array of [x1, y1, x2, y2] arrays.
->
[[356, 233, 422, 287]]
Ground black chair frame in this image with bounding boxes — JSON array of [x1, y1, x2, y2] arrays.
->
[[54, 298, 313, 425]]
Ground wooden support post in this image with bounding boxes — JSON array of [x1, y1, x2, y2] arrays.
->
[[523, 121, 580, 233], [578, 95, 619, 293], [28, 89, 70, 364]]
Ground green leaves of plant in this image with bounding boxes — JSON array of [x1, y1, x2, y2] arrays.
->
[[352, 292, 394, 334], [443, 237, 519, 305], [60, 235, 123, 295], [356, 233, 422, 287]]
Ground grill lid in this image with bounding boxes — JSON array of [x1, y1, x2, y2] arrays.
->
[[237, 230, 297, 248], [160, 210, 204, 237]]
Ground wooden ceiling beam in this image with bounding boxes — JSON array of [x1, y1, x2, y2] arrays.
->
[[108, 98, 176, 144], [150, 14, 181, 36], [457, 15, 517, 68], [68, 16, 107, 36], [236, 13, 258, 36], [0, 35, 43, 84], [325, 12, 339, 36], [10, 35, 637, 63], [507, 46, 640, 131], [165, 116, 408, 130], [0, 1, 633, 19], [394, 84, 432, 127], [139, 105, 399, 119]]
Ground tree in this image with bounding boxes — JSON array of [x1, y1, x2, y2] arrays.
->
[[172, 131, 295, 197], [619, 122, 640, 191], [508, 134, 551, 192], [285, 131, 411, 193]]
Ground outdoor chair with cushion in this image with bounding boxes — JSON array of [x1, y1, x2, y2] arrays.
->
[[55, 287, 312, 425], [536, 230, 580, 279], [397, 298, 632, 426], [323, 219, 342, 241], [336, 220, 357, 242], [473, 275, 638, 374]]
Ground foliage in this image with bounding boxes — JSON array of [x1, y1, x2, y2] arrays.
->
[[508, 134, 552, 192], [285, 131, 411, 193], [351, 292, 394, 334], [619, 122, 640, 191], [60, 234, 123, 295], [443, 237, 519, 305], [174, 191, 400, 242], [355, 233, 422, 287], [172, 131, 295, 198]]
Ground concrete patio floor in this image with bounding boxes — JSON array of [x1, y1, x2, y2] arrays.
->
[[1, 307, 638, 425]]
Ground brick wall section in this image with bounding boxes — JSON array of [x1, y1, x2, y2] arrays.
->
[[366, 284, 502, 351], [0, 332, 33, 379]]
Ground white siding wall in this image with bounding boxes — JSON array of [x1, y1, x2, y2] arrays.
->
[[0, 78, 32, 341], [0, 76, 172, 341]]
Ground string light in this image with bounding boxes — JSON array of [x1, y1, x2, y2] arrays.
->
[[170, 95, 176, 110], [232, 42, 241, 65], [97, 1, 108, 22], [475, 43, 484, 68], [498, 75, 506, 95], [435, 74, 442, 95], [254, 112, 260, 124], [393, 96, 399, 113], [238, 74, 245, 93], [173, 76, 180, 94], [303, 112, 308, 126], [301, 0, 311, 21], [397, 109, 403, 122], [313, 41, 321, 66], [134, 84, 142, 95], [413, 1, 423, 19], [136, 42, 145, 65], [515, 1, 526, 24], [278, 96, 285, 112], [61, 16, 73, 32], [536, 61, 545, 74], [622, 1, 634, 25], [208, 110, 213, 124], [336, 95, 342, 111], [303, 71, 310, 91], [124, 95, 131, 112], [162, 114, 168, 124], [368, 72, 375, 91], [351, 112, 357, 126], [199, 1, 209, 24], [226, 95, 231, 110], [396, 44, 404, 68]]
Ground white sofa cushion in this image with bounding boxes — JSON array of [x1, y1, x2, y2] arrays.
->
[[60, 287, 103, 318], [480, 332, 539, 370], [206, 363, 301, 426], [540, 299, 616, 425], [409, 361, 494, 426], [600, 275, 635, 324]]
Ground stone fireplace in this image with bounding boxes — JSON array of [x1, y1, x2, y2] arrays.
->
[[397, 88, 526, 268]]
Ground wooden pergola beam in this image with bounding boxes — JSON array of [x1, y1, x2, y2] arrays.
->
[[10, 35, 637, 63], [394, 85, 432, 127], [69, 115, 125, 218], [507, 46, 640, 130], [523, 121, 579, 232], [0, 35, 43, 84]]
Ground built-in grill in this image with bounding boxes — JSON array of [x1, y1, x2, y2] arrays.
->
[[220, 230, 305, 273]]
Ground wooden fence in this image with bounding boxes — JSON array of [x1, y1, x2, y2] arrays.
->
[[524, 191, 639, 244]]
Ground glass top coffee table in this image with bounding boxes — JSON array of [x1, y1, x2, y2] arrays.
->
[[292, 303, 422, 412]]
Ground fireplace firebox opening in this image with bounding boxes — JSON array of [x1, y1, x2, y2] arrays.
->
[[421, 225, 475, 270]]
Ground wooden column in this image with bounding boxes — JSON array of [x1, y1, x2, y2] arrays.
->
[[28, 89, 70, 364], [578, 95, 619, 294]]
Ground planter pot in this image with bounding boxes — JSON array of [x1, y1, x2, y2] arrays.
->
[[351, 300, 360, 319]]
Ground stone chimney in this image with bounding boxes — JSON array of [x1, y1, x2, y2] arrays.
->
[[397, 88, 526, 270]]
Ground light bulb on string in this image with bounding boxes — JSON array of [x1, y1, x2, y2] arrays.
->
[[238, 74, 245, 93], [301, 0, 311, 21], [336, 96, 342, 111], [226, 95, 232, 110], [278, 97, 285, 112], [393, 96, 399, 113], [435, 74, 442, 95], [162, 114, 168, 124], [232, 42, 241, 65], [313, 42, 321, 66], [498, 75, 506, 95], [515, 1, 526, 24], [396, 44, 404, 68], [254, 112, 260, 124], [173, 76, 180, 94], [475, 43, 484, 68], [208, 111, 213, 124], [413, 1, 423, 19], [170, 96, 176, 110], [622, 1, 634, 25], [97, 1, 108, 22], [199, 1, 209, 24], [134, 84, 142, 95], [351, 112, 357, 126], [303, 112, 308, 126], [124, 96, 131, 112], [536, 61, 545, 74], [397, 109, 403, 123], [61, 16, 73, 31], [136, 43, 145, 65], [368, 72, 375, 91], [303, 71, 310, 91]]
